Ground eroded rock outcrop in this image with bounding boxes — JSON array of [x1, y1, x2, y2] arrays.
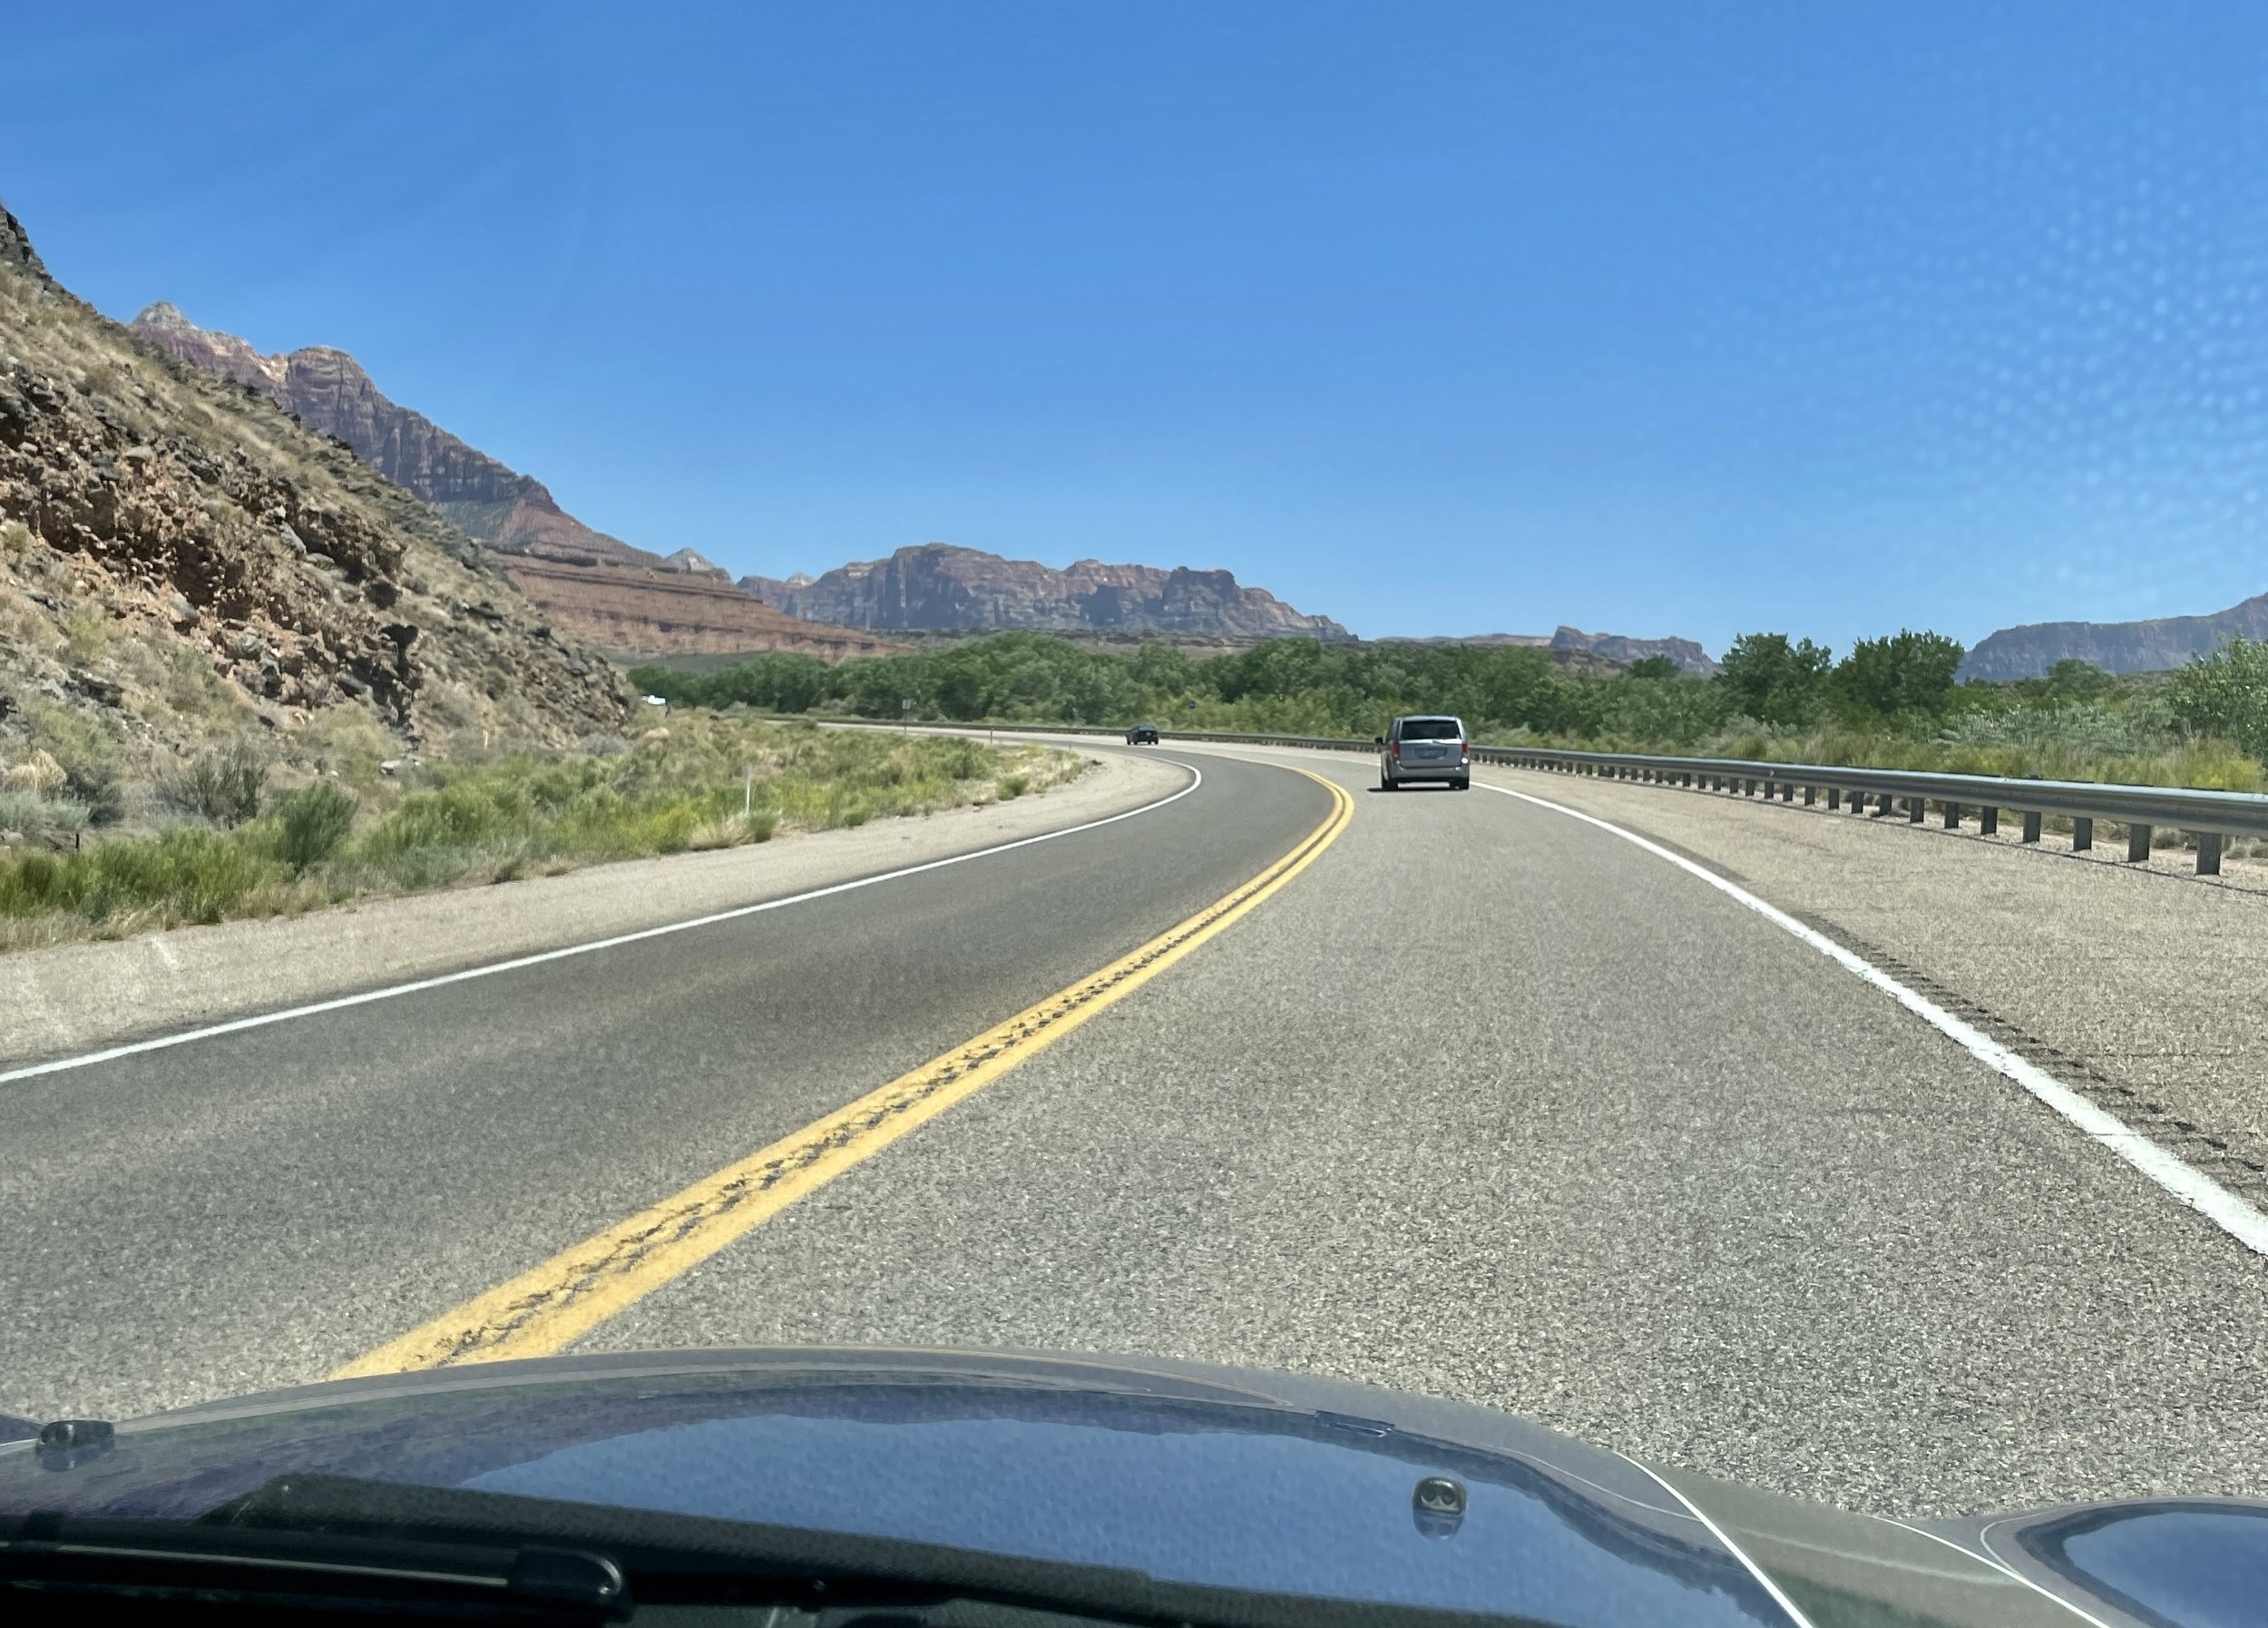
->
[[132, 301, 657, 569], [499, 556, 897, 661], [1, 206, 631, 775], [131, 302, 897, 660], [743, 543, 1353, 640]]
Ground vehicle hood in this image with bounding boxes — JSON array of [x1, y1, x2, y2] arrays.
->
[[0, 1347, 2258, 1628]]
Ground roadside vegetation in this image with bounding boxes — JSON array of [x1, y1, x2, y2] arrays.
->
[[0, 716, 1077, 951], [633, 629, 2268, 792]]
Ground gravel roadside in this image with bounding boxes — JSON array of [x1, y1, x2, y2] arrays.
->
[[1465, 760, 2268, 1211], [1145, 739, 2268, 1217]]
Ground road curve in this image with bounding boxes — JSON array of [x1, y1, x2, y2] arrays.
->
[[0, 750, 1330, 1423], [9, 737, 2268, 1526], [581, 740, 2268, 1520]]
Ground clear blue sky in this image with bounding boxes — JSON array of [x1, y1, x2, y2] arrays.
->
[[11, 2, 2268, 652]]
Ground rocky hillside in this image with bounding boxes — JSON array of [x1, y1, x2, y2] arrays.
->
[[743, 544, 1353, 640], [132, 301, 657, 569], [130, 302, 880, 661], [1960, 592, 2268, 679], [0, 201, 631, 802], [1376, 626, 1718, 673]]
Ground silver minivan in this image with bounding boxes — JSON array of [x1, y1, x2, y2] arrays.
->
[[1375, 714, 1470, 789]]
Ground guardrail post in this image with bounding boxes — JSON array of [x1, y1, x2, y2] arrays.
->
[[2199, 832, 2224, 876], [1980, 807, 1998, 836], [1907, 797, 1925, 822], [2073, 817, 2093, 852], [2022, 810, 2042, 843], [1943, 802, 1961, 829], [1826, 789, 1841, 809], [1803, 786, 1815, 805], [2126, 823, 2153, 863]]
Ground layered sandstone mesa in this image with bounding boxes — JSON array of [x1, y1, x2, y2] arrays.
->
[[1960, 593, 2268, 679], [743, 542, 1353, 640], [1548, 626, 1717, 674], [499, 557, 896, 661], [0, 202, 631, 763]]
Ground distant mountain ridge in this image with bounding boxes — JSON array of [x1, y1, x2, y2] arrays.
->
[[1960, 591, 2268, 679], [1377, 627, 1718, 674], [131, 302, 655, 568], [129, 303, 892, 661], [743, 544, 1353, 641]]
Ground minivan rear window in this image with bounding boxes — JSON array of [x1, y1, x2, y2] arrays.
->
[[1400, 720, 1462, 740]]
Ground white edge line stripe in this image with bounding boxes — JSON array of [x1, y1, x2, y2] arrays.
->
[[1884, 1519, 2115, 1627], [0, 760, 1204, 1085], [1479, 781, 2268, 1258], [1616, 1454, 1820, 1628]]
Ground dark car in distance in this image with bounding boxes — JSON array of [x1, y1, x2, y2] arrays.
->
[[1126, 722, 1160, 744]]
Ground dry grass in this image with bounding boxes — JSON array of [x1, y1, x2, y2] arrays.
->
[[0, 717, 1082, 951]]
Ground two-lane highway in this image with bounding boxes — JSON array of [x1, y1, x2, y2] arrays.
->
[[7, 739, 2268, 1524], [0, 750, 1329, 1422]]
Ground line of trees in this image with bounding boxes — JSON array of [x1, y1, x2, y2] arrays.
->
[[630, 625, 2237, 748]]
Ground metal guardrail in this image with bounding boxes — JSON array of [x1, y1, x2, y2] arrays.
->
[[1472, 746, 2268, 877], [945, 721, 2266, 877], [777, 714, 2267, 876]]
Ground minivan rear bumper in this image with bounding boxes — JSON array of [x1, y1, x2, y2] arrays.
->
[[1383, 751, 1468, 784]]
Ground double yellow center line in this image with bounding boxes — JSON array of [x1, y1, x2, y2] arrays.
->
[[334, 765, 1354, 1377]]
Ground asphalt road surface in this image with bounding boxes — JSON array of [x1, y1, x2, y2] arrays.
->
[[6, 741, 2265, 1521]]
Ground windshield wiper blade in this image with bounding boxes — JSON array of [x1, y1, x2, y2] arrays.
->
[[1, 1508, 629, 1623]]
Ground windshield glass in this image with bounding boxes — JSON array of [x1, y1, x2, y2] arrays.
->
[[7, 6, 2268, 1625]]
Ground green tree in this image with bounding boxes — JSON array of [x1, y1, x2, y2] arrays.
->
[[2044, 658, 2116, 697], [1716, 633, 1833, 725], [1833, 630, 1965, 718], [2168, 634, 2268, 759], [1623, 655, 1680, 681]]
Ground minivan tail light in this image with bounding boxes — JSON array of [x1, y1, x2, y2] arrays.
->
[[1390, 741, 1400, 758]]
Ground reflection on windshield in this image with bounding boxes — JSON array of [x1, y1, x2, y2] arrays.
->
[[2025, 1505, 2268, 1628], [461, 1392, 1786, 1627]]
